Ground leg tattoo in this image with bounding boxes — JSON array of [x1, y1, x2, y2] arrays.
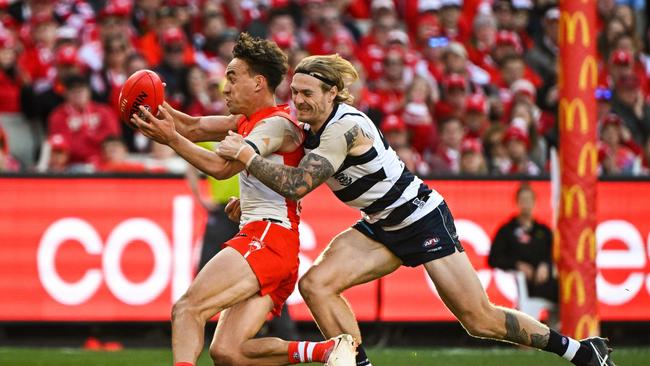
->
[[503, 310, 549, 348]]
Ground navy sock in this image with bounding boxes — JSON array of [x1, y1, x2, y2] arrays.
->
[[355, 344, 372, 366], [543, 329, 569, 356]]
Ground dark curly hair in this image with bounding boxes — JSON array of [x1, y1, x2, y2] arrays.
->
[[232, 32, 288, 92]]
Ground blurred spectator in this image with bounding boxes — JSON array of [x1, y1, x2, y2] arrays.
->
[[48, 74, 120, 166], [184, 65, 212, 116], [305, 4, 353, 56], [492, 0, 515, 30], [488, 183, 558, 325], [464, 93, 489, 139], [266, 7, 297, 50], [511, 0, 534, 49], [380, 113, 409, 148], [510, 102, 546, 169], [193, 10, 227, 72], [403, 76, 438, 154], [45, 133, 70, 172], [0, 30, 21, 113], [18, 14, 58, 94], [502, 125, 540, 175], [430, 117, 465, 173], [137, 6, 194, 68], [90, 34, 130, 110], [439, 0, 470, 42], [459, 137, 487, 174], [154, 27, 192, 109], [598, 113, 639, 175], [596, 86, 614, 121], [78, 0, 134, 72], [484, 123, 509, 174], [23, 43, 87, 127], [144, 141, 186, 173], [0, 125, 20, 172], [466, 13, 497, 72], [435, 73, 468, 121], [374, 46, 410, 115], [97, 135, 146, 172], [358, 9, 399, 81], [526, 7, 558, 111], [598, 18, 627, 59], [610, 74, 650, 146]]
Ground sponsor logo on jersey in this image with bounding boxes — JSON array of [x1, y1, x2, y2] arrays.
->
[[333, 172, 353, 186]]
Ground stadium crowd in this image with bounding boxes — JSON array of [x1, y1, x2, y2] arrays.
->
[[0, 0, 648, 176]]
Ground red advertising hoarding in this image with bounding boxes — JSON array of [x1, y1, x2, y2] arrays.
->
[[1, 178, 648, 321]]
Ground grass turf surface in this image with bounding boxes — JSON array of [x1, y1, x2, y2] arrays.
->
[[1, 347, 648, 365]]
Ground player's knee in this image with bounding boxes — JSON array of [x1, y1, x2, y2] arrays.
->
[[171, 295, 198, 323], [298, 271, 327, 302], [210, 344, 240, 366], [459, 304, 501, 338]]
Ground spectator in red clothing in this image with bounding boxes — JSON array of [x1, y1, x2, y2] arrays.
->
[[413, 13, 442, 51], [606, 49, 635, 90], [305, 4, 354, 56], [184, 65, 213, 117], [435, 73, 468, 121], [374, 46, 409, 115], [502, 125, 540, 175], [97, 135, 146, 172], [464, 93, 489, 139], [18, 14, 57, 91], [48, 74, 121, 165], [296, 0, 325, 47], [380, 113, 409, 148], [46, 133, 71, 172], [599, 113, 639, 175], [430, 117, 465, 173], [358, 11, 399, 81], [0, 30, 21, 113], [510, 103, 546, 169], [381, 113, 432, 175], [266, 8, 298, 57], [403, 76, 438, 154], [137, 6, 194, 68], [613, 4, 636, 34], [466, 13, 497, 71], [459, 137, 488, 175]]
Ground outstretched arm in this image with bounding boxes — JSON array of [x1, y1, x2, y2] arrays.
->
[[162, 101, 240, 142], [132, 105, 244, 179]]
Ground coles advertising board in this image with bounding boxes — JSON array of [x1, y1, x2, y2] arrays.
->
[[0, 177, 648, 321]]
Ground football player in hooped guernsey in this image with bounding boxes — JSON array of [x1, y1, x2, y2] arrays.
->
[[131, 34, 355, 366], [217, 54, 615, 366]]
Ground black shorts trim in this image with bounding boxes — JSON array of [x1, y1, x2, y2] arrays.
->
[[352, 201, 463, 267]]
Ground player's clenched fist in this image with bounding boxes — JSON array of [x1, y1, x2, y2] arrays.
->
[[217, 130, 252, 161]]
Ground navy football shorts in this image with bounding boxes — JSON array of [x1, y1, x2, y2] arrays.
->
[[352, 201, 464, 267]]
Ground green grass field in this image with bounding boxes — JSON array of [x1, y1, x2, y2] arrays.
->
[[1, 347, 648, 365]]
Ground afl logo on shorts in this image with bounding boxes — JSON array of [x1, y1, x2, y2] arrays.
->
[[423, 237, 440, 249]]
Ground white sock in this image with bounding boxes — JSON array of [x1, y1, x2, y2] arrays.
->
[[562, 338, 581, 361]]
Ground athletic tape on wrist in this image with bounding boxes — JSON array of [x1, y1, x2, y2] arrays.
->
[[234, 144, 247, 160]]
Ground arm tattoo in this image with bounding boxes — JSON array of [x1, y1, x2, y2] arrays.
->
[[246, 152, 335, 201], [343, 124, 372, 151], [503, 310, 549, 348]]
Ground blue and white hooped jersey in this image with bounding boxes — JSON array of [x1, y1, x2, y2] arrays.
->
[[304, 103, 444, 231]]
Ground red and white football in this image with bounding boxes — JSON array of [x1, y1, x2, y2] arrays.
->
[[118, 69, 164, 127]]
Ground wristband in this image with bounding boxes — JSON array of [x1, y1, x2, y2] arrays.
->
[[234, 144, 248, 160]]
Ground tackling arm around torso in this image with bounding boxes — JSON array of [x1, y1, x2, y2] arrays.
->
[[234, 118, 374, 201]]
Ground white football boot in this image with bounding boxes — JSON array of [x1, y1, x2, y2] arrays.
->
[[325, 334, 356, 366]]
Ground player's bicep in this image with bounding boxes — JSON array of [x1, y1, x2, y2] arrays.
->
[[245, 117, 289, 157]]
